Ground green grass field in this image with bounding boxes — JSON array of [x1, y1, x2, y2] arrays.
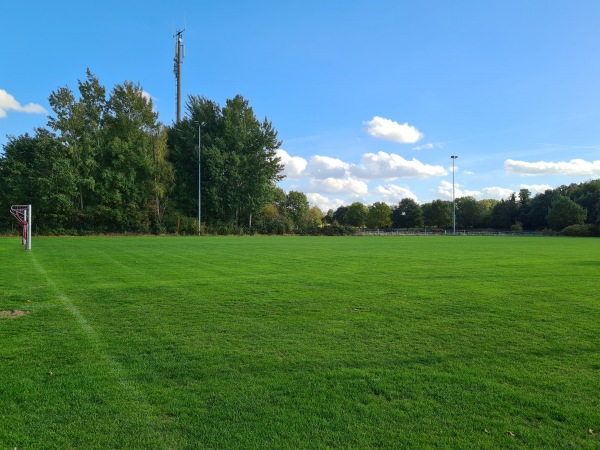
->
[[1, 236, 599, 449]]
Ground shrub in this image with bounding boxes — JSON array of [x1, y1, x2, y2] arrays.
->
[[318, 224, 357, 236], [510, 222, 523, 232], [561, 224, 593, 237]]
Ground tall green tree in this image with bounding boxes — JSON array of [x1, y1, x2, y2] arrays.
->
[[48, 68, 106, 213], [323, 209, 335, 224], [491, 193, 518, 229], [168, 95, 283, 230], [148, 126, 174, 231], [87, 81, 166, 231], [422, 200, 452, 228], [0, 129, 77, 231], [391, 198, 423, 228], [455, 196, 483, 228], [525, 189, 561, 230], [305, 206, 324, 229], [285, 191, 310, 229], [570, 180, 600, 224], [45, 70, 170, 232], [546, 196, 587, 230], [477, 199, 497, 228], [345, 202, 368, 227], [366, 202, 392, 228], [222, 95, 283, 228], [333, 206, 349, 224], [254, 186, 291, 234]]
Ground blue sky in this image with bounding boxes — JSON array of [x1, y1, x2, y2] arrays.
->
[[2, 1, 600, 211]]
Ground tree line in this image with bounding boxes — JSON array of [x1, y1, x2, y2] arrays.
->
[[0, 70, 285, 234], [324, 184, 600, 236], [1, 70, 599, 236]]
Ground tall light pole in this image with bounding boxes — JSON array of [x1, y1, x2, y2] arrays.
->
[[197, 122, 203, 235], [451, 155, 458, 235]]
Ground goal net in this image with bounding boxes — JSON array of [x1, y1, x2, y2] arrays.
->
[[10, 205, 32, 250]]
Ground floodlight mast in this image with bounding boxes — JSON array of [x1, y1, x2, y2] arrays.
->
[[197, 121, 206, 235], [198, 122, 201, 235], [451, 155, 458, 235]]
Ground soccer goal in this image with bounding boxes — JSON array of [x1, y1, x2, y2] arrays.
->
[[10, 205, 32, 250]]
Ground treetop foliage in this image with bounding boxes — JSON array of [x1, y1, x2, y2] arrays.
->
[[0, 71, 292, 234]]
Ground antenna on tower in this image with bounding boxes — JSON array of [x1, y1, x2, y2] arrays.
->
[[173, 26, 185, 123]]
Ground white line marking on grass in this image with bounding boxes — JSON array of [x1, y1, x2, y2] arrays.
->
[[31, 255, 98, 337], [30, 254, 157, 426]]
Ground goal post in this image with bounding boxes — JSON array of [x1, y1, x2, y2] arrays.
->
[[10, 204, 32, 250]]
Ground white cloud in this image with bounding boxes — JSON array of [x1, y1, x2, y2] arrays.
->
[[434, 180, 513, 201], [447, 163, 459, 173], [520, 184, 553, 195], [505, 158, 600, 176], [374, 184, 418, 203], [306, 193, 345, 212], [141, 90, 158, 109], [309, 177, 369, 196], [481, 187, 514, 200], [434, 180, 479, 200], [307, 155, 349, 179], [412, 143, 434, 151], [276, 149, 307, 179], [365, 116, 423, 143], [138, 90, 160, 112], [412, 142, 442, 151], [435, 180, 458, 200], [352, 151, 447, 179], [141, 90, 153, 102], [0, 89, 47, 118]]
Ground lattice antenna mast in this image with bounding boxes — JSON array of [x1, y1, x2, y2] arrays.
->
[[173, 27, 185, 123]]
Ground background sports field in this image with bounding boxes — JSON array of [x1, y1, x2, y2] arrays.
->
[[1, 236, 599, 449]]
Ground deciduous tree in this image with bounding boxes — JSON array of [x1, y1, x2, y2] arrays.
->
[[333, 206, 349, 224], [366, 202, 392, 228], [345, 202, 368, 227], [0, 129, 77, 232], [422, 200, 452, 228], [168, 95, 283, 230], [455, 196, 483, 228], [285, 191, 310, 229], [392, 198, 423, 228], [48, 69, 105, 212], [546, 196, 587, 230]]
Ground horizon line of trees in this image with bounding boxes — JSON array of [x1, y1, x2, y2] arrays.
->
[[1, 70, 599, 236], [323, 183, 600, 236]]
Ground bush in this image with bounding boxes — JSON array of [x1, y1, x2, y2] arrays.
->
[[510, 222, 523, 232], [317, 224, 357, 236], [253, 216, 292, 235], [561, 224, 593, 237]]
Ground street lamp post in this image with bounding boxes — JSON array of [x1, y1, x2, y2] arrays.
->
[[451, 155, 458, 235]]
